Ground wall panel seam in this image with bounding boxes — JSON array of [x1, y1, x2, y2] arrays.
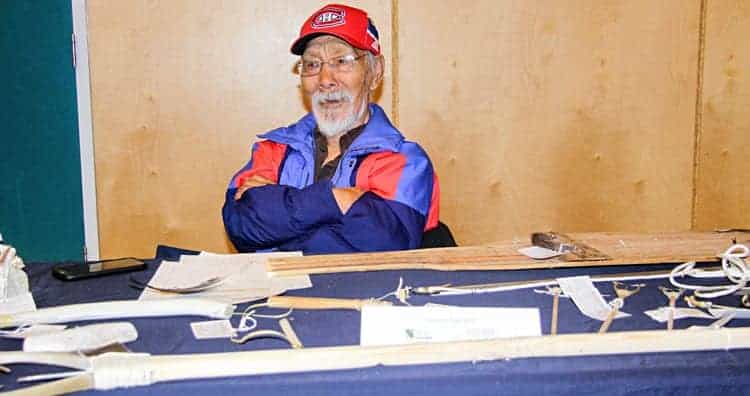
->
[[391, 0, 399, 127], [691, 0, 708, 230]]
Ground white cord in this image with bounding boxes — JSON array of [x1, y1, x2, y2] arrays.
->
[[670, 244, 750, 299], [376, 277, 411, 305], [232, 302, 293, 334]]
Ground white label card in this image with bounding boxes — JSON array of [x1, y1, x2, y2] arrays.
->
[[360, 305, 541, 346], [190, 320, 236, 339]]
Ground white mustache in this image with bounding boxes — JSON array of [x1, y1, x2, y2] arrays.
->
[[313, 90, 353, 105]]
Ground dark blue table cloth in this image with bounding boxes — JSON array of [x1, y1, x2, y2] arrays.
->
[[2, 245, 749, 395]]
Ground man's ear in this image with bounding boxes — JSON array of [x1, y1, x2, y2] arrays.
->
[[369, 55, 385, 91]]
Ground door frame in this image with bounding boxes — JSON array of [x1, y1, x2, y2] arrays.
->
[[72, 0, 99, 260]]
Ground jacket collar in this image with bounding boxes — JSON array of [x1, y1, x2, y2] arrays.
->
[[258, 103, 403, 155]]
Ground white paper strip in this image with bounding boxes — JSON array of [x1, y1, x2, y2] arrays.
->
[[190, 320, 236, 339], [140, 252, 311, 304], [360, 305, 541, 346], [23, 322, 138, 352], [557, 276, 630, 321], [644, 307, 714, 322], [518, 246, 564, 260]]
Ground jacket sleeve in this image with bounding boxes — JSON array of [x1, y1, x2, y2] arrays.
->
[[223, 180, 343, 252], [277, 192, 426, 254], [277, 146, 436, 254], [227, 140, 287, 188], [223, 139, 343, 252]]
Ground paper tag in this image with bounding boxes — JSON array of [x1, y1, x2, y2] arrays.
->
[[360, 305, 541, 346], [190, 320, 236, 339], [518, 246, 563, 260], [23, 322, 138, 352], [557, 276, 630, 321], [140, 252, 311, 304], [644, 307, 714, 322]]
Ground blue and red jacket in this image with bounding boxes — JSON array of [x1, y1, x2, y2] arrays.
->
[[222, 103, 440, 255]]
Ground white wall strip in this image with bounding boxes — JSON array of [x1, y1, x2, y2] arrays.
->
[[72, 0, 100, 260]]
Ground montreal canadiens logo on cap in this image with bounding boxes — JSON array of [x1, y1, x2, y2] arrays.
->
[[311, 7, 346, 29]]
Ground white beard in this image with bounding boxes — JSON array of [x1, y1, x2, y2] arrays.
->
[[312, 90, 367, 138]]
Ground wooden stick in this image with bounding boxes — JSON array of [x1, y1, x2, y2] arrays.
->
[[266, 296, 391, 311], [550, 288, 561, 335], [268, 231, 749, 276], [5, 327, 750, 395], [278, 318, 303, 349]]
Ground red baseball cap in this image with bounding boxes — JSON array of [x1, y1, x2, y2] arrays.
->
[[290, 4, 381, 56]]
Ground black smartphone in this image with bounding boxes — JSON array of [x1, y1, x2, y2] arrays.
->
[[52, 257, 147, 281]]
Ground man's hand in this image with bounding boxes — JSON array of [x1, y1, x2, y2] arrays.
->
[[331, 187, 365, 214], [234, 175, 275, 200]]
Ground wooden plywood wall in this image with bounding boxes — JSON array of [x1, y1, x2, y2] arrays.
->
[[87, 1, 747, 256], [693, 0, 750, 230], [87, 1, 392, 258], [399, 1, 700, 244]]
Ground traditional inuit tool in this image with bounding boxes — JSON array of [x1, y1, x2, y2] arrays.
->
[[410, 266, 706, 296], [0, 299, 234, 328], [229, 297, 392, 346], [266, 296, 392, 311], [598, 282, 644, 333], [658, 286, 683, 331], [231, 318, 303, 348], [268, 231, 750, 276], [3, 328, 750, 395]]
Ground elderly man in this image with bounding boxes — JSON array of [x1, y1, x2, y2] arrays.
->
[[222, 4, 442, 254]]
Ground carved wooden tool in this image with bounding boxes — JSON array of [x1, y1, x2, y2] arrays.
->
[[659, 286, 683, 331], [231, 318, 303, 348], [268, 231, 750, 276], [266, 296, 392, 311], [598, 282, 644, 333]]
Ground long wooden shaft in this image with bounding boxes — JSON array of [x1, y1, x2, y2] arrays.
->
[[268, 232, 749, 276], [266, 296, 391, 311], [5, 328, 750, 395], [147, 327, 750, 384]]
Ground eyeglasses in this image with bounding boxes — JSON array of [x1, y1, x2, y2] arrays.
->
[[296, 53, 366, 77]]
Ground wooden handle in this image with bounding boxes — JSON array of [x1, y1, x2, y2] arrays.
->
[[266, 296, 391, 311]]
